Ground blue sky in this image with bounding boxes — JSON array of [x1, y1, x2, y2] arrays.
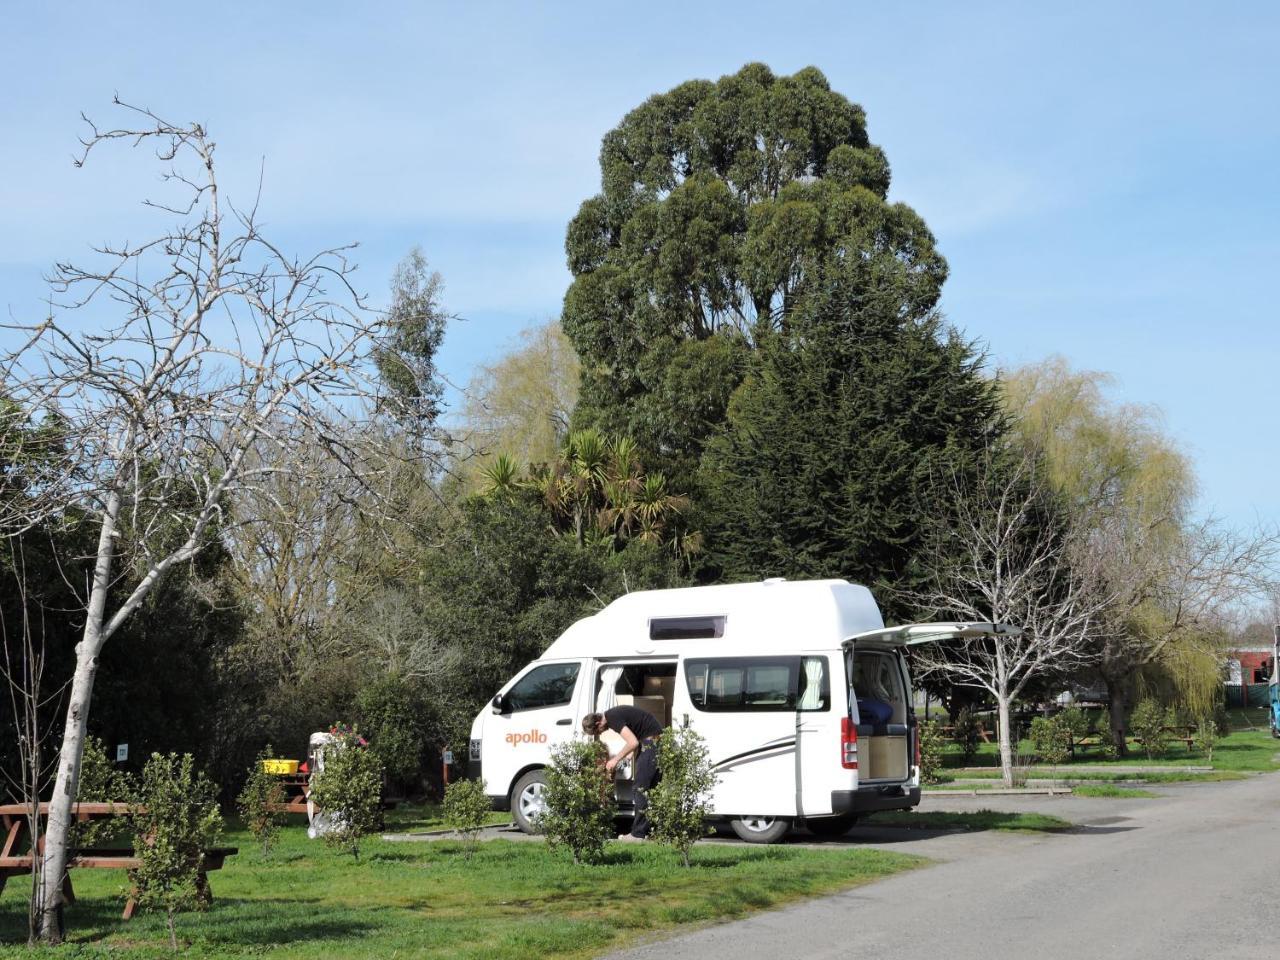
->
[[2, 1, 1276, 529]]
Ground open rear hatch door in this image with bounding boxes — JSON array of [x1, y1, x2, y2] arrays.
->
[[843, 621, 1020, 652]]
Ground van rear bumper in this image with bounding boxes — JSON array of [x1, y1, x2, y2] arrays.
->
[[831, 784, 921, 815]]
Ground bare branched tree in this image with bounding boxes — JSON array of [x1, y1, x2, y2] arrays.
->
[[1092, 511, 1279, 748], [907, 450, 1108, 786], [0, 100, 422, 942], [0, 544, 66, 944]]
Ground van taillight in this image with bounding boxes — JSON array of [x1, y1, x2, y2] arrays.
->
[[841, 717, 858, 770], [913, 727, 921, 769]]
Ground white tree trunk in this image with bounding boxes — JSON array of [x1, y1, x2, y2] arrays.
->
[[997, 695, 1014, 787], [38, 492, 119, 942]]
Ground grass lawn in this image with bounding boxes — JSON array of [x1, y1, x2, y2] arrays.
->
[[864, 810, 1071, 833], [940, 718, 1279, 781], [0, 819, 921, 959], [1070, 784, 1160, 799]]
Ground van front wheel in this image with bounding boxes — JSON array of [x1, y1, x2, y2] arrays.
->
[[729, 816, 791, 844], [511, 770, 548, 834]]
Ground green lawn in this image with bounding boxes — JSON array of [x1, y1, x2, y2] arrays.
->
[[0, 820, 921, 958], [865, 810, 1071, 833], [1070, 784, 1160, 799], [941, 719, 1279, 779]]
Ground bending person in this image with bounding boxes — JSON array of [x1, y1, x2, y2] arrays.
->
[[582, 706, 664, 841]]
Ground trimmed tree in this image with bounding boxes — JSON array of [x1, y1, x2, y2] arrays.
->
[[237, 746, 287, 858], [647, 720, 716, 866], [128, 753, 223, 951], [442, 778, 492, 860], [308, 724, 384, 859], [540, 738, 616, 865]]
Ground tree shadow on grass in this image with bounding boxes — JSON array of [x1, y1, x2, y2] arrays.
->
[[0, 896, 378, 949]]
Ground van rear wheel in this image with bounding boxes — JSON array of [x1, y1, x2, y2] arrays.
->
[[729, 816, 791, 844], [511, 770, 548, 834]]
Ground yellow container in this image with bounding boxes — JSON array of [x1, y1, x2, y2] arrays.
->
[[260, 759, 299, 775]]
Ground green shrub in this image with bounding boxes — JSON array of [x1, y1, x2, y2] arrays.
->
[[356, 675, 432, 789], [236, 745, 287, 857], [918, 719, 945, 784], [1059, 707, 1089, 742], [128, 753, 223, 950], [648, 720, 717, 866], [540, 738, 616, 865], [1094, 708, 1119, 759], [74, 735, 134, 849], [1029, 715, 1071, 766], [1130, 699, 1172, 759], [1194, 715, 1219, 762], [308, 723, 385, 859], [1212, 702, 1232, 738], [952, 708, 981, 763], [443, 778, 492, 859]]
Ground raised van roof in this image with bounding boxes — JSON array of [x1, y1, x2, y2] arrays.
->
[[539, 578, 885, 659]]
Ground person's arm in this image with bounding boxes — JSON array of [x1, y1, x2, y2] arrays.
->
[[605, 725, 639, 775]]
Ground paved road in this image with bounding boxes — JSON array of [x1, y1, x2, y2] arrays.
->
[[601, 775, 1280, 960]]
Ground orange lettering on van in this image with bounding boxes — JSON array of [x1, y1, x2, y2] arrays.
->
[[504, 729, 548, 746]]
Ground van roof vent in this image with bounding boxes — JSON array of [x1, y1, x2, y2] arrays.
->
[[649, 615, 726, 640]]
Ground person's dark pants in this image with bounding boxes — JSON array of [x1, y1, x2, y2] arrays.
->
[[631, 741, 661, 838]]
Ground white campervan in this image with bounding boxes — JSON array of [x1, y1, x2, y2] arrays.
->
[[467, 578, 1014, 843]]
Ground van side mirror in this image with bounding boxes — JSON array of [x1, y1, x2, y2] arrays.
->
[[491, 693, 505, 714]]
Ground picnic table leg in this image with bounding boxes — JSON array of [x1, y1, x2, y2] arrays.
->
[[122, 889, 138, 920], [61, 873, 76, 906], [196, 871, 212, 907]]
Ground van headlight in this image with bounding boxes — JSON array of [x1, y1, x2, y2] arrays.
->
[[469, 739, 482, 761]]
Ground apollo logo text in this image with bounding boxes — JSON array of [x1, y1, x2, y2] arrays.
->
[[505, 729, 548, 746]]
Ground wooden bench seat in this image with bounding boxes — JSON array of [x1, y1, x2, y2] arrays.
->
[[0, 846, 237, 918]]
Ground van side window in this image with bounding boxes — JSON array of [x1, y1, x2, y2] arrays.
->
[[505, 663, 580, 711], [685, 657, 798, 712], [798, 656, 830, 712]]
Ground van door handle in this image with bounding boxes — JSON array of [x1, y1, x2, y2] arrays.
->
[[556, 718, 572, 725]]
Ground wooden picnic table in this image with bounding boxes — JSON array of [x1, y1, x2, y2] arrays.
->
[[0, 802, 236, 919], [265, 773, 311, 815]]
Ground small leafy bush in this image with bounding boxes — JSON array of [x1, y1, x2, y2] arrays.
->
[[1059, 707, 1089, 743], [952, 708, 981, 763], [1212, 703, 1232, 738], [1094, 708, 1119, 759], [443, 778, 491, 859], [308, 723, 385, 859], [237, 745, 287, 857], [540, 738, 616, 865], [128, 753, 223, 951], [73, 735, 134, 849], [1194, 715, 1219, 762], [1029, 715, 1071, 766], [648, 720, 717, 866], [1130, 699, 1172, 759], [918, 719, 945, 784]]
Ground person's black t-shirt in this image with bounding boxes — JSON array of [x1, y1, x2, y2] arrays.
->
[[603, 705, 663, 740]]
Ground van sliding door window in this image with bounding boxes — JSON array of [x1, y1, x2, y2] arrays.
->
[[685, 657, 799, 712], [505, 663, 580, 711]]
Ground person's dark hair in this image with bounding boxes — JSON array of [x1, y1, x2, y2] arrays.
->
[[581, 713, 604, 735]]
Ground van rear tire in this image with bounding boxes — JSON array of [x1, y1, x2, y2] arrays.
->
[[729, 816, 791, 844], [511, 770, 548, 834]]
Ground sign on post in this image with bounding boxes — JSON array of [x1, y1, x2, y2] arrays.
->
[[116, 743, 128, 763]]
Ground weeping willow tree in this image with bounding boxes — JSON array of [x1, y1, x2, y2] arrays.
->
[[1134, 626, 1227, 718], [1001, 358, 1275, 750]]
